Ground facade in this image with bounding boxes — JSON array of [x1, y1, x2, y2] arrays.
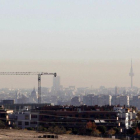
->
[[36, 105, 136, 131], [2, 100, 14, 105], [0, 106, 13, 127], [83, 95, 112, 106], [38, 105, 119, 130], [11, 108, 39, 129], [130, 95, 140, 110], [113, 106, 136, 130], [83, 94, 94, 106], [5, 105, 136, 131], [3, 103, 51, 111], [119, 96, 129, 106], [92, 96, 98, 106]]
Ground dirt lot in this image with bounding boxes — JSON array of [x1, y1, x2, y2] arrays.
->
[[0, 129, 119, 140]]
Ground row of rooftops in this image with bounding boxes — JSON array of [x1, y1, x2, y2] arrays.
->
[[36, 105, 137, 112]]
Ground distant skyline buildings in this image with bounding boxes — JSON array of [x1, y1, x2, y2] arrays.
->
[[0, 60, 138, 89], [0, 1, 139, 89], [52, 76, 61, 94]]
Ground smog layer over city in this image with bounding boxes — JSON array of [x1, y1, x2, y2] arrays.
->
[[0, 1, 140, 139]]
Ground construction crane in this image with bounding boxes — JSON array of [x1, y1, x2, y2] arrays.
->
[[0, 72, 57, 104]]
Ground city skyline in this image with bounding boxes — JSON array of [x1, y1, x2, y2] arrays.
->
[[0, 1, 140, 88], [0, 60, 139, 89]]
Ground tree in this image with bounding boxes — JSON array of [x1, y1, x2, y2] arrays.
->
[[72, 128, 78, 134], [97, 126, 106, 134], [134, 127, 140, 135], [37, 125, 44, 131], [91, 129, 101, 136], [48, 126, 54, 133], [0, 120, 6, 129], [86, 121, 97, 135], [12, 123, 18, 129], [137, 112, 140, 120], [78, 127, 86, 135], [127, 128, 135, 135], [113, 127, 120, 134], [137, 122, 140, 130], [86, 121, 97, 131], [107, 129, 116, 135], [53, 126, 66, 134], [86, 121, 93, 130]]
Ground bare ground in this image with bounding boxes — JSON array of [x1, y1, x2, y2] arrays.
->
[[0, 129, 119, 140]]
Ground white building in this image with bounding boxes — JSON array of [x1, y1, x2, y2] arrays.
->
[[10, 108, 39, 129], [104, 95, 112, 106], [113, 107, 136, 130]]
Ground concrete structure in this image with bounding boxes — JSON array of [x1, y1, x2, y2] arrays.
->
[[2, 100, 14, 105], [3, 103, 51, 111], [37, 105, 136, 131], [13, 108, 39, 129]]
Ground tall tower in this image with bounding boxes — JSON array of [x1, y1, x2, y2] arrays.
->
[[129, 59, 134, 88], [52, 76, 60, 94]]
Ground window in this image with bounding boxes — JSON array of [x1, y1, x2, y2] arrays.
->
[[30, 121, 37, 125], [18, 121, 22, 125], [25, 122, 29, 125], [45, 115, 49, 119], [82, 115, 86, 118], [100, 114, 104, 118], [90, 115, 94, 118], [31, 115, 37, 118], [75, 114, 79, 117]]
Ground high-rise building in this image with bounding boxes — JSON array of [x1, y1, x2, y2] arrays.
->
[[129, 59, 134, 88], [115, 86, 119, 95], [119, 96, 129, 106], [52, 76, 60, 94]]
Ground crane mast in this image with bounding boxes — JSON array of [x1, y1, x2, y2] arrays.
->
[[0, 72, 57, 104]]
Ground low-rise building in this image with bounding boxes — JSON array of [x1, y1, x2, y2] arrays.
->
[[9, 107, 39, 129]]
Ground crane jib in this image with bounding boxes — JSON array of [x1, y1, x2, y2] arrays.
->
[[0, 72, 57, 104]]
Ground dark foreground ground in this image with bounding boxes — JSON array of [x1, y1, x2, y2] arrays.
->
[[0, 129, 119, 140]]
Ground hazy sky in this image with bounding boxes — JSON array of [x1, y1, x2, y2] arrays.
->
[[0, 0, 140, 88]]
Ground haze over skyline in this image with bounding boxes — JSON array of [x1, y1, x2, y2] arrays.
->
[[0, 1, 140, 88]]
